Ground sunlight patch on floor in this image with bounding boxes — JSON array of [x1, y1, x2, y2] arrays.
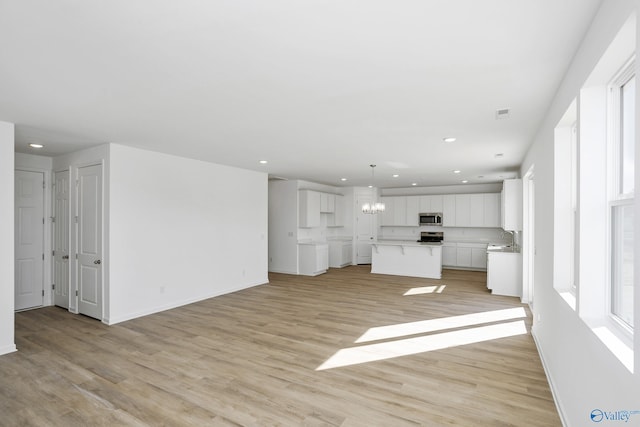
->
[[355, 307, 527, 344], [317, 320, 527, 370], [404, 285, 446, 295]]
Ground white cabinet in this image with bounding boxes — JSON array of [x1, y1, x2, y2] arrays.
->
[[405, 196, 420, 226], [328, 240, 352, 268], [380, 192, 499, 228], [442, 193, 500, 228], [442, 244, 457, 266], [299, 190, 321, 228], [328, 195, 344, 227], [299, 243, 329, 276], [456, 246, 472, 267], [455, 195, 471, 227], [487, 251, 522, 297], [471, 246, 488, 269], [320, 193, 335, 213], [379, 196, 414, 226], [441, 242, 488, 270], [392, 197, 407, 225], [443, 195, 456, 227], [419, 195, 444, 213], [501, 179, 522, 231], [483, 193, 501, 228], [468, 194, 484, 227]]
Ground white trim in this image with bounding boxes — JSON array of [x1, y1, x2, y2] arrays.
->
[[104, 280, 268, 325], [0, 343, 17, 356], [532, 330, 569, 427], [522, 165, 535, 305]]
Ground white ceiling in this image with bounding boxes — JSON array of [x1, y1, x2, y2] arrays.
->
[[1, 0, 601, 188]]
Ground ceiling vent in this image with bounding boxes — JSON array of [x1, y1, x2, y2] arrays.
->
[[495, 108, 510, 119]]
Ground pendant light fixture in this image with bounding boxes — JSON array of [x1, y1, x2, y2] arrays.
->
[[362, 164, 386, 214]]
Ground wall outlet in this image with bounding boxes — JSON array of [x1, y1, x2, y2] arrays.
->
[[287, 231, 294, 237]]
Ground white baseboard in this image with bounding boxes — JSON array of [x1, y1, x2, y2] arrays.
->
[[105, 280, 267, 325], [532, 329, 569, 427], [0, 343, 17, 356]]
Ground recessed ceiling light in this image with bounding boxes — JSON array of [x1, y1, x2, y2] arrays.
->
[[462, 180, 468, 183], [259, 160, 268, 164], [494, 153, 504, 159], [368, 185, 373, 188], [392, 174, 399, 178], [411, 182, 417, 186], [453, 170, 461, 174], [28, 143, 44, 149], [340, 178, 347, 182], [443, 137, 456, 143]]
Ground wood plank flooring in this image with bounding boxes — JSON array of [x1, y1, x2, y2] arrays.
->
[[1, 266, 561, 426]]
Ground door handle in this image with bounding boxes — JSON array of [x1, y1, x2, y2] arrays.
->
[[62, 255, 69, 260], [94, 260, 101, 265]]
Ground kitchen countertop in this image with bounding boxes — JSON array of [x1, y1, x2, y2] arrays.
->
[[297, 240, 328, 246], [487, 244, 521, 253], [375, 240, 443, 247]]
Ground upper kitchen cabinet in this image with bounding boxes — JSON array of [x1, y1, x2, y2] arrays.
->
[[327, 195, 345, 227], [483, 193, 501, 228], [320, 193, 335, 213], [501, 179, 522, 231], [418, 195, 444, 213], [443, 193, 501, 228], [405, 196, 420, 226], [380, 196, 407, 226], [299, 190, 321, 228], [443, 195, 456, 227], [379, 196, 419, 226]]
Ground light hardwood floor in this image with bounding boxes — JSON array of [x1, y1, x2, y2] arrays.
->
[[1, 266, 560, 426]]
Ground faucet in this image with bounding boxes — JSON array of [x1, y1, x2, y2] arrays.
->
[[501, 230, 515, 248]]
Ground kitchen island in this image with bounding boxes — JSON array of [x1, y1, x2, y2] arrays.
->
[[371, 241, 442, 279]]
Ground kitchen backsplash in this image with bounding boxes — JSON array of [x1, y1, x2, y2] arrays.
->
[[379, 226, 511, 243]]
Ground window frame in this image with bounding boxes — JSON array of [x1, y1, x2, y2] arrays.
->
[[606, 57, 635, 333]]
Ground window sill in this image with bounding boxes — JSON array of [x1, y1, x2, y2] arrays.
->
[[584, 317, 634, 373], [557, 291, 576, 311]]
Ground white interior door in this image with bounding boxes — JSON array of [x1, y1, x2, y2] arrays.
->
[[53, 170, 70, 309], [356, 193, 374, 264], [77, 164, 102, 320], [15, 170, 44, 310]]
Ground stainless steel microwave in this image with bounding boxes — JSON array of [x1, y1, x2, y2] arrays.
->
[[419, 213, 442, 226]]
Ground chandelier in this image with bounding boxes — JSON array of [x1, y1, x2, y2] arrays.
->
[[362, 164, 386, 214]]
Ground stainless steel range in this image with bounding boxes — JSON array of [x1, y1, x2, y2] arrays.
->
[[417, 231, 444, 243]]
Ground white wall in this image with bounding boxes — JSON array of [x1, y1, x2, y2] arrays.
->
[[521, 1, 640, 425], [0, 122, 16, 355], [108, 144, 268, 324]]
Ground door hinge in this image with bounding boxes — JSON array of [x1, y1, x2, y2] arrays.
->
[[52, 217, 55, 223], [43, 181, 45, 189], [42, 290, 44, 297], [52, 284, 55, 290], [75, 254, 78, 259], [75, 216, 78, 223], [42, 253, 44, 261], [75, 290, 78, 296], [52, 250, 55, 256]]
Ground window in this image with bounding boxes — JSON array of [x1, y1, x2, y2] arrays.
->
[[608, 63, 635, 330], [569, 123, 578, 297], [553, 99, 578, 307]]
